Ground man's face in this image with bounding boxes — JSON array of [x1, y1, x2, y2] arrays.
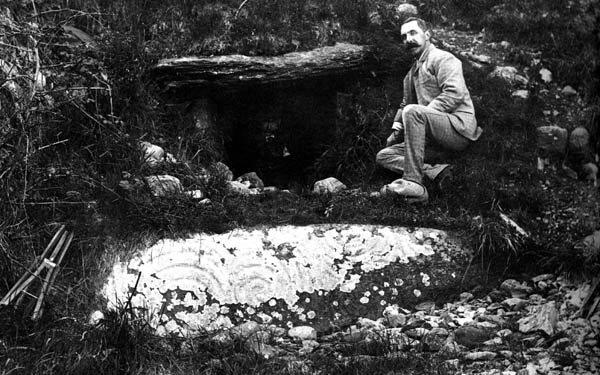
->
[[400, 20, 430, 57]]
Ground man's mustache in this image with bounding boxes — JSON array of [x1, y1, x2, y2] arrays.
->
[[405, 43, 420, 48]]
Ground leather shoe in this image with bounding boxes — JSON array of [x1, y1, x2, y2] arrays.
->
[[380, 178, 429, 204]]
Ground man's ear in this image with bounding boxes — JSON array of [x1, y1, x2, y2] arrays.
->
[[425, 30, 431, 41]]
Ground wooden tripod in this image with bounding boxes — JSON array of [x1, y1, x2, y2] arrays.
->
[[1, 225, 73, 320]]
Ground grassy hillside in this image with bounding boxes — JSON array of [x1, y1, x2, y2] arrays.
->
[[0, 0, 599, 373]]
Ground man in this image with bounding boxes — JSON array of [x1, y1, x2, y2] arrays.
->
[[376, 17, 482, 203]]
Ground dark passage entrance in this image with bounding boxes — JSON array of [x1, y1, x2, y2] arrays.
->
[[218, 81, 337, 187]]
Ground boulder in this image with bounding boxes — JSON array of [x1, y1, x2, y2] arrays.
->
[[312, 177, 347, 194], [395, 3, 418, 19], [236, 172, 265, 189], [210, 161, 234, 181], [144, 175, 183, 197], [488, 66, 528, 87], [568, 127, 591, 157], [583, 230, 600, 258], [454, 326, 492, 348], [582, 163, 598, 184], [536, 126, 568, 154], [518, 301, 559, 336]]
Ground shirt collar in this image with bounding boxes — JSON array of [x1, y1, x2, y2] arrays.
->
[[412, 42, 434, 71]]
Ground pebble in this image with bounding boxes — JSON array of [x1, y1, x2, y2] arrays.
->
[[464, 351, 497, 361], [288, 326, 317, 340]]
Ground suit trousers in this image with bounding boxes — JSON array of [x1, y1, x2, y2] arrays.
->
[[376, 104, 471, 183]]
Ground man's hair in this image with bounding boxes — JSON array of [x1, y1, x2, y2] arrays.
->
[[401, 17, 429, 32]]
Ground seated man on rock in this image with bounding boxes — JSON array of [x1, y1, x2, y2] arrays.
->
[[376, 17, 482, 203]]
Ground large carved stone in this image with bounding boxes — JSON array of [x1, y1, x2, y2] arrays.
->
[[148, 43, 372, 94], [102, 224, 475, 337]]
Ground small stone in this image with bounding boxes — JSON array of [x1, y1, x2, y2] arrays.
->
[[144, 175, 182, 197], [184, 190, 204, 199], [383, 305, 407, 328], [358, 317, 385, 330], [512, 90, 530, 99], [235, 172, 264, 189], [532, 274, 555, 283], [488, 289, 506, 302], [502, 297, 529, 310], [582, 163, 598, 184], [415, 301, 436, 311], [231, 321, 261, 338], [228, 180, 252, 194], [539, 68, 552, 83], [464, 351, 497, 361], [483, 337, 503, 346], [454, 326, 492, 348], [561, 85, 577, 96], [211, 161, 234, 181], [312, 177, 347, 194], [405, 327, 430, 339], [139, 141, 165, 167], [583, 230, 600, 258], [500, 279, 534, 298], [469, 53, 492, 64], [343, 327, 366, 343], [536, 125, 569, 154], [89, 310, 104, 325], [568, 126, 590, 155], [460, 292, 474, 302], [488, 66, 518, 83], [288, 326, 317, 341]]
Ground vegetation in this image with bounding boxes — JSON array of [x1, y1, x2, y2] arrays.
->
[[0, 0, 599, 373]]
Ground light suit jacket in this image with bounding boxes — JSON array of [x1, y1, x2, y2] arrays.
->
[[394, 43, 482, 141]]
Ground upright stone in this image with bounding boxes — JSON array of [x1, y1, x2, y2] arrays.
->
[[190, 97, 223, 160]]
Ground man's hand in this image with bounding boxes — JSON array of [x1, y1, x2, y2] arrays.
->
[[386, 129, 403, 147], [385, 122, 404, 146]]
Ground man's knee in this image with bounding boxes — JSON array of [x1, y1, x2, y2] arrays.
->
[[402, 104, 426, 124], [375, 148, 389, 166]]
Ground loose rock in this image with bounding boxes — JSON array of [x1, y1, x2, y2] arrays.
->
[[140, 141, 165, 167], [536, 126, 569, 154], [561, 85, 577, 96], [454, 326, 492, 348], [312, 177, 347, 194], [539, 68, 552, 83], [144, 175, 183, 197], [518, 301, 559, 336], [500, 279, 533, 298], [288, 326, 317, 341], [235, 172, 265, 189], [464, 351, 497, 361]]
